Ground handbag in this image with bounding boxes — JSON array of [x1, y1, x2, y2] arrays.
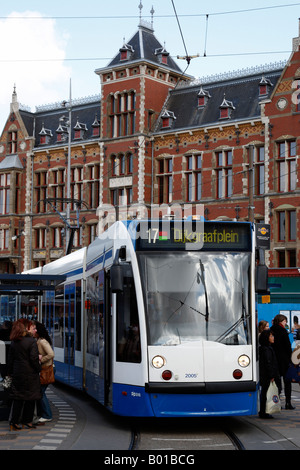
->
[[265, 381, 281, 415], [40, 362, 55, 385]]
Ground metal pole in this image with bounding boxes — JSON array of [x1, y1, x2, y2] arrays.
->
[[66, 79, 72, 252], [248, 145, 254, 223]]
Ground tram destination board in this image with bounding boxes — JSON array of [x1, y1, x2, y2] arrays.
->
[[136, 221, 252, 251]]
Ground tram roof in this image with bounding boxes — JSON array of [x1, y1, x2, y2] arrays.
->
[[0, 273, 66, 294]]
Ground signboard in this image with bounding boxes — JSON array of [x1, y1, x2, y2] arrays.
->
[[136, 221, 252, 252], [255, 223, 270, 250]]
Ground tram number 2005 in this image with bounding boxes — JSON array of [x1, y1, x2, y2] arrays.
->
[[185, 373, 198, 378]]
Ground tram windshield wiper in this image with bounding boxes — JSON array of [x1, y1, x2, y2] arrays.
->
[[198, 259, 209, 339]]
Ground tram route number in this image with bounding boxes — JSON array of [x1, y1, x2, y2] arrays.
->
[[104, 454, 195, 466]]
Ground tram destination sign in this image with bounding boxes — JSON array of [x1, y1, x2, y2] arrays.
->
[[136, 221, 251, 251]]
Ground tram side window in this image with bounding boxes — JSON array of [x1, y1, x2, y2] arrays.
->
[[86, 274, 104, 356], [116, 273, 141, 363], [54, 286, 64, 348], [75, 280, 81, 351]]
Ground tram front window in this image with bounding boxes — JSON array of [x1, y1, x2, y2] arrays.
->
[[138, 252, 251, 346]]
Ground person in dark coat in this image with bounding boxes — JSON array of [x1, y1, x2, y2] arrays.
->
[[259, 329, 281, 418], [270, 314, 294, 410], [7, 320, 41, 430]]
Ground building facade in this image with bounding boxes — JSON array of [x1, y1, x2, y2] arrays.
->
[[0, 18, 299, 272]]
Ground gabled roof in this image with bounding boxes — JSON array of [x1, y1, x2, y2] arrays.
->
[[97, 22, 183, 75]]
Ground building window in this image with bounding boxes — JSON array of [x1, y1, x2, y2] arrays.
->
[[161, 110, 176, 129], [111, 187, 133, 206], [0, 229, 9, 250], [277, 140, 297, 192], [157, 158, 173, 203], [185, 154, 202, 202], [35, 228, 46, 249], [52, 227, 63, 248], [35, 172, 48, 213], [127, 153, 133, 174], [120, 154, 125, 175], [51, 169, 65, 212], [276, 209, 297, 267], [70, 167, 83, 210], [73, 226, 83, 247], [278, 210, 296, 242], [109, 92, 135, 138], [87, 164, 100, 209], [0, 173, 10, 215], [254, 146, 265, 195], [7, 131, 17, 154], [87, 224, 98, 245], [277, 249, 297, 268], [215, 150, 232, 199]]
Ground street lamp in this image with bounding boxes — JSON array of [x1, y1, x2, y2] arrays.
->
[[60, 79, 72, 252]]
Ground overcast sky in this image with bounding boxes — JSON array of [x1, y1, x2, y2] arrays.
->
[[1, 0, 300, 132]]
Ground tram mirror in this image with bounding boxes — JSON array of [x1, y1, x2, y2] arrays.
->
[[255, 264, 268, 294], [110, 264, 124, 293]]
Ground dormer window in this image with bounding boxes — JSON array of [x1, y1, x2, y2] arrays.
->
[[92, 114, 100, 137], [161, 110, 176, 129], [56, 123, 68, 143], [197, 86, 211, 108], [155, 46, 170, 65], [39, 124, 52, 145], [259, 76, 273, 97], [219, 95, 235, 119], [74, 119, 87, 140], [119, 41, 134, 61]]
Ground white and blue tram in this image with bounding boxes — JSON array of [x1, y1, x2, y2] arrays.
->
[[31, 219, 268, 417]]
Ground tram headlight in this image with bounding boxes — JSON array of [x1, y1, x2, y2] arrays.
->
[[238, 354, 250, 368], [152, 355, 166, 369]]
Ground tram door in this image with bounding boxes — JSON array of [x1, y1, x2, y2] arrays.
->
[[64, 283, 75, 384], [104, 270, 112, 408]]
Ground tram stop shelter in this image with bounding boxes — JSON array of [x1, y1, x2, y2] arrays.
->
[[0, 273, 66, 419]]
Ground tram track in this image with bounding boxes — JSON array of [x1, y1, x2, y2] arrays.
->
[[128, 418, 245, 451]]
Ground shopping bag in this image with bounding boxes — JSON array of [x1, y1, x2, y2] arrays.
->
[[265, 381, 281, 414]]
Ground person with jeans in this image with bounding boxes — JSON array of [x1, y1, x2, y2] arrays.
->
[[35, 321, 54, 422]]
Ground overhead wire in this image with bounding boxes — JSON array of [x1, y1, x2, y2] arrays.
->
[[0, 2, 299, 20]]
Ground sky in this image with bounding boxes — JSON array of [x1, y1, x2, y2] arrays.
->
[[1, 0, 300, 132]]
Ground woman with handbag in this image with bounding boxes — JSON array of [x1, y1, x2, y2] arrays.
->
[[7, 320, 41, 430], [259, 329, 281, 419], [34, 321, 55, 423]]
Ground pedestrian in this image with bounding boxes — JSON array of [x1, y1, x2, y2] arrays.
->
[[7, 320, 41, 430], [258, 320, 269, 335], [292, 316, 300, 341], [270, 314, 295, 410], [259, 329, 281, 419], [34, 321, 54, 422]]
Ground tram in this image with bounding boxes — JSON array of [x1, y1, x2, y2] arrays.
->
[[27, 219, 268, 417]]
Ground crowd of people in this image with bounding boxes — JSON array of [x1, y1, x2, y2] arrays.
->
[[258, 314, 299, 419], [1, 312, 299, 428], [3, 318, 54, 431]]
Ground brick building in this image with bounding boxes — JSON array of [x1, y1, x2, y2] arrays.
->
[[0, 17, 299, 272]]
